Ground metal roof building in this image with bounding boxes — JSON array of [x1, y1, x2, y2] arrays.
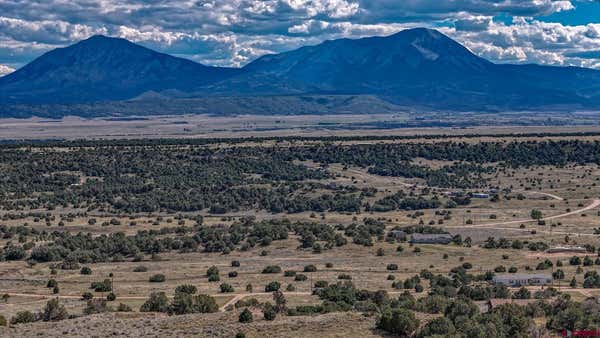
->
[[492, 273, 552, 287], [409, 233, 452, 244]]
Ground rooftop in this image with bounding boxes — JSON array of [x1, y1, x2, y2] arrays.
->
[[411, 233, 452, 239], [493, 273, 552, 280]]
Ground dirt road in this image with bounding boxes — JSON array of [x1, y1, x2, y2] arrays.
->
[[453, 199, 600, 236], [515, 190, 564, 201]]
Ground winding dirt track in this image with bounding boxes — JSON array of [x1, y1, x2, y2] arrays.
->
[[453, 198, 600, 233], [519, 191, 564, 201], [218, 291, 312, 312], [217, 290, 420, 312], [0, 293, 148, 300], [347, 166, 600, 236], [3, 284, 600, 313], [0, 290, 421, 312]]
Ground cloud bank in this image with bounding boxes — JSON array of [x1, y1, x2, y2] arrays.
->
[[0, 0, 599, 70]]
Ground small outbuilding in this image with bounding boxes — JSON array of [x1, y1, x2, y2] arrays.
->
[[492, 273, 552, 287], [388, 230, 407, 241], [409, 233, 453, 244], [546, 246, 587, 254]]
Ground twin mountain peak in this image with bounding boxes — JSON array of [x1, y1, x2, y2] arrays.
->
[[1, 27, 599, 111]]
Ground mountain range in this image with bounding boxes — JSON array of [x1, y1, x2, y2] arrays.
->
[[1, 28, 599, 116]]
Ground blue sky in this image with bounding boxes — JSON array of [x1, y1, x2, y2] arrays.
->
[[538, 0, 600, 25], [0, 0, 599, 76]]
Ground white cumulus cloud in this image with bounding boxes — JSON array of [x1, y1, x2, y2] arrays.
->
[[0, 64, 15, 76], [0, 0, 599, 68]]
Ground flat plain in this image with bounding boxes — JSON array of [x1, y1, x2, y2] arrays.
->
[[0, 128, 600, 337]]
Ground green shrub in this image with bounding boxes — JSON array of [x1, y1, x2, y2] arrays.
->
[[169, 292, 194, 315], [263, 304, 277, 321], [90, 279, 112, 292], [262, 265, 282, 274], [265, 281, 281, 292], [377, 308, 419, 336], [117, 303, 132, 312], [42, 298, 68, 321], [220, 283, 235, 293], [133, 265, 148, 272], [314, 280, 328, 288], [415, 284, 424, 293], [149, 274, 166, 283], [303, 265, 317, 272], [169, 292, 219, 315], [294, 274, 308, 281], [235, 298, 260, 309], [416, 317, 456, 337], [570, 256, 582, 266], [140, 292, 170, 313], [194, 294, 219, 313], [288, 305, 324, 316], [239, 309, 253, 323], [83, 299, 110, 315], [175, 284, 197, 294], [11, 311, 36, 325], [513, 287, 531, 299], [206, 266, 219, 277]]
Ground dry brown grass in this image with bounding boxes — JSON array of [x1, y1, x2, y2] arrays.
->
[[1, 135, 600, 336]]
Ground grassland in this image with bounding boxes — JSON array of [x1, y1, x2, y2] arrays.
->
[[1, 132, 600, 337]]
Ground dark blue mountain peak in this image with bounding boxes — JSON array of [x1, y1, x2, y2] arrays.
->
[[77, 34, 128, 45], [0, 33, 239, 103], [0, 27, 599, 111]]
